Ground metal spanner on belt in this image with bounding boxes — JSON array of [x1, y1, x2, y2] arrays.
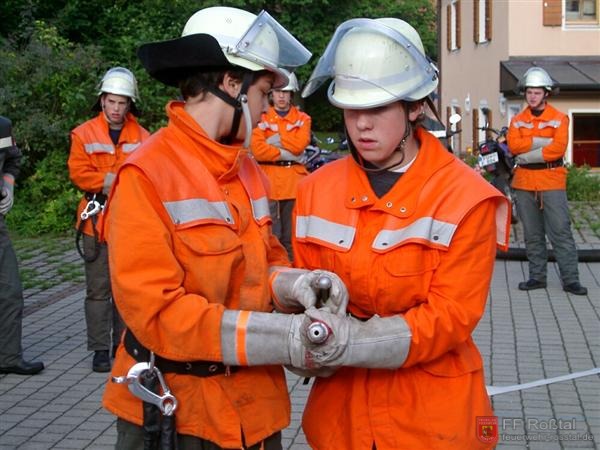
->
[[112, 362, 178, 416]]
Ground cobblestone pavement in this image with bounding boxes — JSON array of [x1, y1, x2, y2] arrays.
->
[[1, 214, 599, 449]]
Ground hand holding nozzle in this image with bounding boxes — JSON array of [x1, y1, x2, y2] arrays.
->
[[307, 275, 333, 344], [313, 275, 332, 307]]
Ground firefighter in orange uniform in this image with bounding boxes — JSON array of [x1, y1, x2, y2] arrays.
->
[[251, 72, 311, 258], [507, 67, 587, 296], [296, 18, 511, 449], [101, 7, 349, 449], [68, 67, 149, 373]]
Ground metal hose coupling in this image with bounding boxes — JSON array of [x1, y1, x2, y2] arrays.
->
[[307, 321, 330, 344]]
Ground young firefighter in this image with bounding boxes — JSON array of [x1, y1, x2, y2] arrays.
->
[[101, 7, 348, 449], [296, 18, 511, 449]]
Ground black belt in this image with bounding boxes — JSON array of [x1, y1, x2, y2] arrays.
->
[[520, 160, 564, 170], [259, 161, 300, 167], [124, 330, 236, 377], [84, 191, 107, 204]]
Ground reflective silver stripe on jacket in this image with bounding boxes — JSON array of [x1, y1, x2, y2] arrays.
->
[[84, 143, 114, 154], [513, 121, 534, 129], [257, 122, 279, 132], [373, 217, 456, 250], [539, 120, 561, 129], [286, 120, 305, 131], [164, 198, 233, 225], [122, 143, 142, 153], [250, 196, 271, 222], [0, 136, 12, 149], [296, 215, 356, 250]]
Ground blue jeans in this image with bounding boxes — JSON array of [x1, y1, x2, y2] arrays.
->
[[514, 189, 580, 285]]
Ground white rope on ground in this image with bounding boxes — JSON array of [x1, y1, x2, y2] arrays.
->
[[487, 367, 600, 396]]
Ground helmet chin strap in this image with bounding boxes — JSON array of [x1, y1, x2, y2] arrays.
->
[[240, 95, 252, 148], [204, 72, 253, 146]]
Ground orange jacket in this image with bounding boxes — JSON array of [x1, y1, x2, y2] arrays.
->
[[507, 102, 569, 191], [68, 112, 149, 237], [250, 105, 310, 200], [102, 102, 290, 448], [293, 129, 510, 450]]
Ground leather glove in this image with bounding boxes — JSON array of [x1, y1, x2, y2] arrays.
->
[[302, 308, 412, 369], [266, 133, 282, 147], [278, 148, 303, 162], [103, 172, 116, 195], [531, 137, 552, 150], [515, 148, 545, 165], [0, 174, 15, 215], [270, 267, 349, 316], [220, 310, 315, 368]]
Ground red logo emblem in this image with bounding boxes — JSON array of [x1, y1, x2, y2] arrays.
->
[[476, 416, 499, 444]]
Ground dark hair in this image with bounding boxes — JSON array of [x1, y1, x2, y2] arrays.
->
[[178, 68, 272, 100]]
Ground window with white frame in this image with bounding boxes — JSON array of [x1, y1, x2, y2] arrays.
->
[[566, 0, 599, 24], [474, 0, 492, 43], [447, 0, 461, 51]]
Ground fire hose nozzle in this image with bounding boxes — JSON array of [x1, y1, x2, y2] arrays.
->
[[307, 321, 329, 344]]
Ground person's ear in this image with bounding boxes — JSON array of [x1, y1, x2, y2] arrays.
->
[[222, 72, 242, 98], [407, 101, 425, 122]]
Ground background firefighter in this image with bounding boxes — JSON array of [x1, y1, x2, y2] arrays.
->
[[507, 67, 587, 296], [68, 67, 150, 372], [250, 72, 312, 260]]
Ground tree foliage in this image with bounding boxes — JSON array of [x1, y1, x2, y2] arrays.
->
[[1, 0, 436, 234]]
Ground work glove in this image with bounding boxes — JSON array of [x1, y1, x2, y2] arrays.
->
[[531, 137, 552, 150], [270, 267, 349, 316], [220, 310, 315, 368], [302, 308, 412, 369], [0, 174, 15, 215], [278, 148, 304, 162], [515, 148, 545, 165], [266, 133, 282, 147], [103, 172, 116, 195]]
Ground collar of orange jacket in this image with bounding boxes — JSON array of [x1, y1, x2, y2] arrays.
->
[[166, 100, 249, 181]]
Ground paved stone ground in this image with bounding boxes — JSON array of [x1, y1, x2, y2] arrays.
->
[[1, 215, 598, 449]]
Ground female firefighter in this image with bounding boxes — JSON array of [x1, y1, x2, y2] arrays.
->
[[101, 6, 347, 449], [296, 18, 511, 449]]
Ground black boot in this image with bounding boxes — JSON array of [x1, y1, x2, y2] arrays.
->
[[518, 279, 547, 291], [92, 350, 111, 373], [563, 282, 588, 296], [0, 360, 45, 375]]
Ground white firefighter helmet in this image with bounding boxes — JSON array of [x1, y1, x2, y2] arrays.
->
[[302, 18, 438, 108], [181, 7, 311, 88], [97, 67, 139, 102], [278, 71, 299, 92], [518, 67, 554, 93]]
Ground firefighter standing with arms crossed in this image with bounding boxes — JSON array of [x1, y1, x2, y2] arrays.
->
[[0, 116, 45, 375], [296, 17, 511, 449], [251, 72, 311, 259], [507, 67, 587, 296], [68, 67, 150, 372], [101, 7, 348, 449]]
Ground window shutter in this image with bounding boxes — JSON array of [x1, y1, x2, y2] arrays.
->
[[473, 113, 479, 151], [485, 0, 492, 41], [457, 1, 462, 49], [474, 0, 479, 43], [543, 0, 562, 26], [447, 4, 452, 51]]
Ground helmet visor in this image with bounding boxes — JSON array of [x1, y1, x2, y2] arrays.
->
[[232, 10, 312, 74], [301, 18, 437, 99]]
